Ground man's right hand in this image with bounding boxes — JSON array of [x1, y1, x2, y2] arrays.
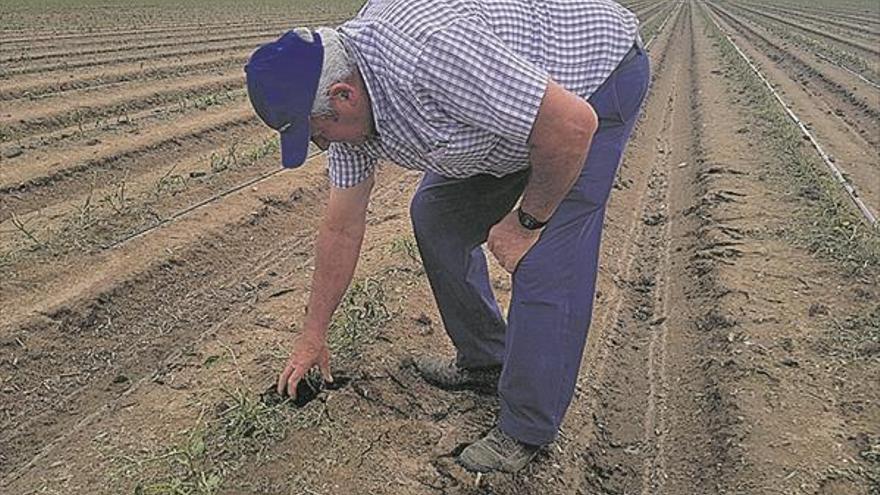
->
[[275, 173, 374, 399], [277, 331, 333, 398]]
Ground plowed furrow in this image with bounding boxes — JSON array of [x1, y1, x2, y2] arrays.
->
[[709, 3, 880, 150], [634, 1, 669, 24], [722, 4, 880, 89], [0, 51, 245, 102], [0, 156, 327, 482], [0, 23, 330, 68], [0, 105, 257, 220], [1, 41, 257, 79], [0, 16, 342, 54], [0, 129, 279, 276], [0, 11, 346, 45], [740, 2, 880, 39], [0, 17, 341, 80], [1, 73, 244, 141], [739, 1, 880, 28], [624, 0, 660, 13], [640, 1, 681, 43], [706, 2, 880, 216], [0, 158, 419, 487], [728, 2, 880, 59]]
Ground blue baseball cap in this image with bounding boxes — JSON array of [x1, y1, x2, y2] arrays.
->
[[245, 30, 324, 168]]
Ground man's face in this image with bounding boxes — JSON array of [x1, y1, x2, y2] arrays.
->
[[308, 80, 373, 150], [309, 112, 367, 150]]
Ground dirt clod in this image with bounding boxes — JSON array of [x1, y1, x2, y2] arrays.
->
[[260, 373, 351, 408], [3, 147, 23, 158]]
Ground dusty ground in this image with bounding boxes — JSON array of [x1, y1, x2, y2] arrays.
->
[[1, 1, 878, 494]]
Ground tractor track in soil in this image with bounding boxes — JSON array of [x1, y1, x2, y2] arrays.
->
[[572, 3, 733, 492], [705, 1, 880, 226]]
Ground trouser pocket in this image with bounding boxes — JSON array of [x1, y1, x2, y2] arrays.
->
[[611, 51, 651, 123]]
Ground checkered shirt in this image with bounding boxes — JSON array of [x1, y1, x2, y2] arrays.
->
[[328, 0, 639, 188]]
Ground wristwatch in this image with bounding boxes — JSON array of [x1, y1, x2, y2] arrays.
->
[[516, 207, 548, 230]]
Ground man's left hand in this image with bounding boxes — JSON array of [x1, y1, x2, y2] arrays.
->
[[487, 210, 542, 273]]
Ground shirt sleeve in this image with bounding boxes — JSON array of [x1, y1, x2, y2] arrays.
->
[[327, 142, 377, 188], [413, 20, 550, 145]]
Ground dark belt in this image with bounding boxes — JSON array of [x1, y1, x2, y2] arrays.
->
[[618, 37, 645, 67]]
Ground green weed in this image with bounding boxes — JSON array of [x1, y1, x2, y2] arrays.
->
[[10, 212, 45, 249], [74, 190, 98, 230], [155, 165, 188, 196], [328, 277, 394, 356], [132, 388, 286, 495], [208, 138, 278, 175], [101, 178, 129, 214], [389, 235, 421, 265], [129, 276, 394, 493], [820, 304, 880, 362]]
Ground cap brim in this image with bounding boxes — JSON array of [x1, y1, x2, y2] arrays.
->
[[280, 120, 311, 168]]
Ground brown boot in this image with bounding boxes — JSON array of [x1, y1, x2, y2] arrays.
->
[[412, 356, 500, 393], [458, 427, 540, 473]]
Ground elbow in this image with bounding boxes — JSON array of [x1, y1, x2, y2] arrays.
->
[[559, 101, 598, 147], [528, 82, 599, 156], [577, 101, 599, 141]]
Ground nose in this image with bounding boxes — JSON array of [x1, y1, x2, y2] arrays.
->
[[311, 134, 329, 151]]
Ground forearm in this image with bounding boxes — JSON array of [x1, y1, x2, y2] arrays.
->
[[520, 135, 593, 221], [302, 218, 365, 339], [520, 81, 598, 221]]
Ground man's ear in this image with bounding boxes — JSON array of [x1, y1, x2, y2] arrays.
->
[[328, 82, 356, 104]]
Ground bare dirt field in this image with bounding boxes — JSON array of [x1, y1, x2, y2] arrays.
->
[[1, 1, 878, 494]]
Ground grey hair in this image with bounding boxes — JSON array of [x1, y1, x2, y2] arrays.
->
[[292, 26, 356, 117]]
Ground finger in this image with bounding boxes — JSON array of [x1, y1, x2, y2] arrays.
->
[[509, 259, 519, 273], [286, 366, 308, 398], [495, 251, 509, 271], [277, 362, 296, 395], [508, 252, 521, 273], [319, 350, 333, 383], [488, 244, 502, 265]]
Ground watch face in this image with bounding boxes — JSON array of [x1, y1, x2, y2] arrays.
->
[[517, 208, 545, 230]]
